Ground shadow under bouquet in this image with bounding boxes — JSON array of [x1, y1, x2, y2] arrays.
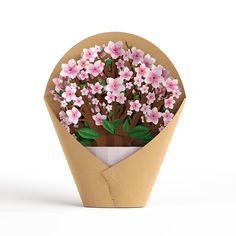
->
[[45, 32, 185, 207]]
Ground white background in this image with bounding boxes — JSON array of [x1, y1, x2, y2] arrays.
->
[[0, 0, 235, 235]]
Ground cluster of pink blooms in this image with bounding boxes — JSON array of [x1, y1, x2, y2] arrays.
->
[[50, 41, 181, 137]]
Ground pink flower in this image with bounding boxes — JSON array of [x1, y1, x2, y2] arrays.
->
[[106, 77, 125, 95], [74, 96, 84, 107], [146, 107, 159, 125], [134, 77, 143, 87], [162, 110, 174, 125], [143, 54, 156, 68], [160, 65, 170, 80], [106, 104, 112, 112], [139, 84, 149, 94], [129, 100, 141, 112], [81, 87, 89, 96], [53, 77, 63, 92], [78, 70, 88, 80], [60, 100, 67, 108], [53, 94, 61, 102], [92, 98, 99, 105], [92, 113, 106, 126], [173, 89, 181, 99], [163, 78, 179, 92], [126, 82, 132, 89], [146, 92, 155, 104], [156, 87, 166, 97], [135, 64, 149, 77], [116, 94, 127, 104], [154, 65, 170, 80], [115, 59, 125, 69], [94, 45, 101, 53], [87, 60, 104, 77], [164, 97, 175, 109], [119, 67, 133, 81], [59, 111, 71, 131], [145, 67, 163, 88], [59, 110, 67, 120], [95, 105, 100, 113], [66, 107, 81, 124], [62, 86, 76, 102], [141, 104, 150, 115], [127, 110, 133, 116], [90, 82, 102, 94], [77, 59, 89, 70], [82, 47, 97, 62], [123, 51, 130, 61], [70, 83, 77, 89], [60, 59, 80, 79], [104, 41, 124, 59], [130, 47, 144, 65], [105, 92, 115, 104]]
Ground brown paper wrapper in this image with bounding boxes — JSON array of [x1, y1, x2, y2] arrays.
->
[[44, 32, 186, 207]]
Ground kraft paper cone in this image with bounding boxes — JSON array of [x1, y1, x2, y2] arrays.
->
[[44, 32, 186, 207]]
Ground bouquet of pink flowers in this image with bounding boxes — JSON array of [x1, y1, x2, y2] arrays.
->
[[45, 32, 185, 207], [50, 41, 181, 147]]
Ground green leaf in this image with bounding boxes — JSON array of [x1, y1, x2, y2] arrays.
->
[[123, 119, 130, 133], [79, 139, 92, 146], [114, 119, 120, 130], [134, 94, 140, 100], [79, 83, 86, 89], [128, 125, 150, 139], [159, 105, 166, 113], [128, 125, 153, 143], [76, 135, 92, 146], [84, 121, 89, 128], [76, 128, 100, 139], [108, 111, 113, 117], [105, 58, 112, 65], [54, 89, 63, 96], [75, 133, 92, 146], [139, 132, 153, 143], [99, 80, 106, 86], [102, 120, 115, 134]]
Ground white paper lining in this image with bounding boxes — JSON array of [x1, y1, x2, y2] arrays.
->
[[86, 147, 141, 166]]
